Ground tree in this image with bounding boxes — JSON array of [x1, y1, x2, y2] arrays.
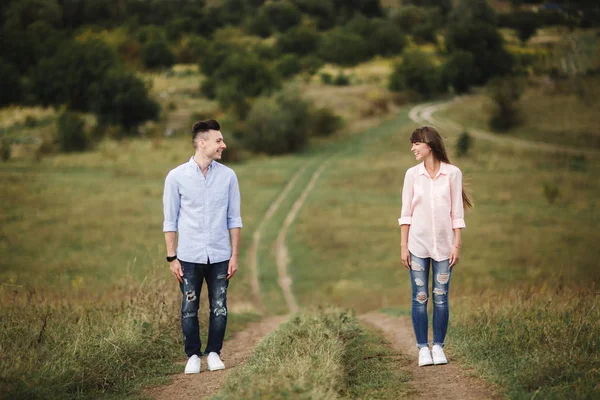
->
[[0, 59, 23, 106], [389, 49, 440, 97], [244, 87, 311, 155], [440, 50, 476, 93], [276, 25, 321, 56], [55, 111, 89, 152], [319, 27, 370, 66], [141, 39, 176, 69], [90, 68, 160, 133]]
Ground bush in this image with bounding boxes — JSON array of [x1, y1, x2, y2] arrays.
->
[[497, 11, 540, 43], [333, 72, 351, 86], [55, 112, 90, 152], [276, 54, 302, 79], [310, 107, 343, 136], [319, 27, 370, 66], [542, 182, 560, 205], [244, 87, 311, 155], [0, 59, 23, 106], [488, 76, 525, 131], [388, 49, 440, 97], [440, 50, 476, 93], [276, 25, 321, 56], [90, 68, 160, 133], [320, 72, 333, 84], [1, 139, 11, 162], [257, 1, 302, 33], [141, 39, 176, 69], [456, 131, 472, 157]]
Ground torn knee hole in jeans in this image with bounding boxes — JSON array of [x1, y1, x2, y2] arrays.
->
[[416, 292, 427, 304], [414, 278, 425, 286], [185, 290, 197, 302], [436, 273, 449, 285], [433, 288, 446, 296]]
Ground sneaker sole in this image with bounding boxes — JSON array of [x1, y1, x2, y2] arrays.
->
[[184, 369, 200, 374], [208, 365, 225, 371], [418, 360, 434, 367], [433, 360, 448, 365]]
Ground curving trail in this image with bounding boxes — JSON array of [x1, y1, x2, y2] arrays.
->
[[246, 165, 309, 312], [275, 157, 333, 313], [409, 98, 599, 157]]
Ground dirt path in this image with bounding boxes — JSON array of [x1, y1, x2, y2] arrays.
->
[[275, 157, 333, 313], [409, 98, 599, 157], [145, 315, 286, 400], [246, 165, 309, 312], [360, 312, 501, 400]]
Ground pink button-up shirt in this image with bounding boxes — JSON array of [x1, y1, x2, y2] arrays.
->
[[398, 162, 466, 261]]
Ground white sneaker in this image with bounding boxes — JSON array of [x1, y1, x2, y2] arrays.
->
[[206, 352, 225, 371], [432, 344, 448, 365], [418, 347, 434, 367], [184, 354, 201, 374]]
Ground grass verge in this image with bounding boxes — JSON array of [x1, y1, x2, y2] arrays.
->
[[213, 309, 412, 399], [449, 287, 599, 399]]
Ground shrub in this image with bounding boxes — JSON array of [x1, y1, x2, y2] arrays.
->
[[319, 27, 370, 66], [440, 50, 476, 93], [276, 25, 321, 56], [1, 139, 11, 162], [388, 49, 440, 97], [174, 35, 209, 64], [333, 72, 351, 86], [488, 76, 525, 131], [310, 107, 343, 136], [257, 1, 302, 33], [55, 112, 90, 152], [244, 87, 311, 155], [0, 59, 23, 106], [90, 68, 160, 133], [320, 72, 333, 84], [456, 131, 472, 157], [497, 11, 540, 43], [276, 54, 302, 79], [542, 182, 560, 205], [141, 39, 176, 69]]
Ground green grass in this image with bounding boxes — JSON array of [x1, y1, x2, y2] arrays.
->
[[283, 102, 599, 397], [213, 309, 413, 399]]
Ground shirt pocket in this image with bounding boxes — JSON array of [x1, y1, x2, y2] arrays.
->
[[210, 185, 229, 208]]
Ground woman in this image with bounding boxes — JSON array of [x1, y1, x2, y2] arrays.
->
[[398, 126, 472, 366]]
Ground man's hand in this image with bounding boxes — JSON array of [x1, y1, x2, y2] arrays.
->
[[401, 246, 411, 270], [449, 247, 460, 268], [227, 256, 238, 280], [170, 259, 183, 283]]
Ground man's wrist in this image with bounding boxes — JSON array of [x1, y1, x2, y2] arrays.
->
[[166, 255, 177, 262]]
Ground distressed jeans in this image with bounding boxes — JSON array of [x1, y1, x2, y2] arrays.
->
[[179, 259, 229, 357], [409, 253, 452, 349]]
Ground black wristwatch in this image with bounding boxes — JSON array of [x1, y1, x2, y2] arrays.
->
[[166, 255, 177, 262]]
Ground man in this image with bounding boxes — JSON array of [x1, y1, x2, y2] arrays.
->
[[163, 119, 242, 374]]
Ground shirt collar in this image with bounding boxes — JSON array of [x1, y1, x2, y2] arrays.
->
[[418, 162, 448, 177], [189, 156, 215, 171]]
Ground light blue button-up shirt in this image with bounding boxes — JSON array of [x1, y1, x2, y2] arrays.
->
[[163, 157, 242, 264]]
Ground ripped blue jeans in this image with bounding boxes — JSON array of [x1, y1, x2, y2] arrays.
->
[[409, 253, 452, 349], [179, 259, 229, 357]]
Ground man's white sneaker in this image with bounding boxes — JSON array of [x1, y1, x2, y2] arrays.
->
[[184, 354, 201, 374], [432, 344, 448, 365], [207, 352, 225, 371], [418, 347, 434, 367]]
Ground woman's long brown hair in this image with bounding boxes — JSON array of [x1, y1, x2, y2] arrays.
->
[[410, 126, 473, 209]]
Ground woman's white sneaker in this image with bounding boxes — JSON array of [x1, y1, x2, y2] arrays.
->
[[184, 354, 201, 374], [207, 352, 225, 371], [418, 347, 434, 366], [431, 345, 448, 365]]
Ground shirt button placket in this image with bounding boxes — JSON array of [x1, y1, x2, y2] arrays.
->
[[431, 178, 438, 260]]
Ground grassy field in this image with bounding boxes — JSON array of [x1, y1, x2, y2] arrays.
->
[[2, 48, 599, 399]]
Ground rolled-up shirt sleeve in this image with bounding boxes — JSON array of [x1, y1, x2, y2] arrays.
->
[[227, 173, 243, 229], [163, 171, 180, 232], [450, 169, 466, 229], [398, 169, 414, 226]]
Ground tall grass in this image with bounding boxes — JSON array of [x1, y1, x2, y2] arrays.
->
[[450, 287, 599, 399], [213, 308, 412, 399]]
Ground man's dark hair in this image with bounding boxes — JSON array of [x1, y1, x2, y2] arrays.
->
[[192, 119, 220, 141]]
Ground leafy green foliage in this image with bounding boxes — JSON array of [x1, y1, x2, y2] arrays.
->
[[440, 50, 476, 93], [389, 49, 440, 97], [244, 87, 311, 154], [487, 76, 525, 131], [319, 27, 370, 66], [55, 111, 90, 152], [456, 131, 472, 157], [276, 24, 321, 56], [0, 59, 23, 106], [90, 68, 160, 133], [141, 39, 176, 69]]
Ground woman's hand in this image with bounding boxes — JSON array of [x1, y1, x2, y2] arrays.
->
[[449, 246, 460, 268], [401, 246, 411, 270]]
